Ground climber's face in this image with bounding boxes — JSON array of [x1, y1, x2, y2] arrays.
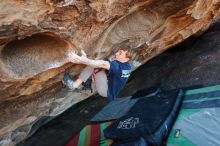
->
[[115, 49, 129, 61]]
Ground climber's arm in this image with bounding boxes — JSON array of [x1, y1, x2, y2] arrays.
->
[[68, 50, 110, 70]]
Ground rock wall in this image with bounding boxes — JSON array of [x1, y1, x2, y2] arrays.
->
[[0, 0, 220, 145]]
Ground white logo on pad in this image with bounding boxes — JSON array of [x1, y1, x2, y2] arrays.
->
[[117, 117, 139, 129]]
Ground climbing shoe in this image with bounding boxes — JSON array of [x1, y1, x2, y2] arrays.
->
[[82, 78, 93, 93], [62, 72, 74, 90]]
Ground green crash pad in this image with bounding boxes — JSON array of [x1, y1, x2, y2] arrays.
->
[[167, 85, 220, 146]]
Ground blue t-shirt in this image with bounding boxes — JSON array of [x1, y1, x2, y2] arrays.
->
[[107, 60, 131, 102]]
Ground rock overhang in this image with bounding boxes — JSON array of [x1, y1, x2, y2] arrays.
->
[[0, 0, 220, 145]]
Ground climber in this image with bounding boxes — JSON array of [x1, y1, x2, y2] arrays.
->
[[63, 48, 132, 102]]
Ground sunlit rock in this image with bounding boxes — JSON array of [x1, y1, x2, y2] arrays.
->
[[0, 0, 220, 145]]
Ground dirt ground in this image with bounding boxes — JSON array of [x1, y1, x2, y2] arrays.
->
[[17, 29, 220, 146]]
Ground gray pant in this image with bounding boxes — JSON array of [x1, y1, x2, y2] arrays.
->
[[79, 66, 108, 97]]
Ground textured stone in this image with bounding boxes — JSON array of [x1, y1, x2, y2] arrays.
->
[[0, 0, 220, 145]]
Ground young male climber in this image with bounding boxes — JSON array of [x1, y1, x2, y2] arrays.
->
[[63, 48, 132, 102]]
